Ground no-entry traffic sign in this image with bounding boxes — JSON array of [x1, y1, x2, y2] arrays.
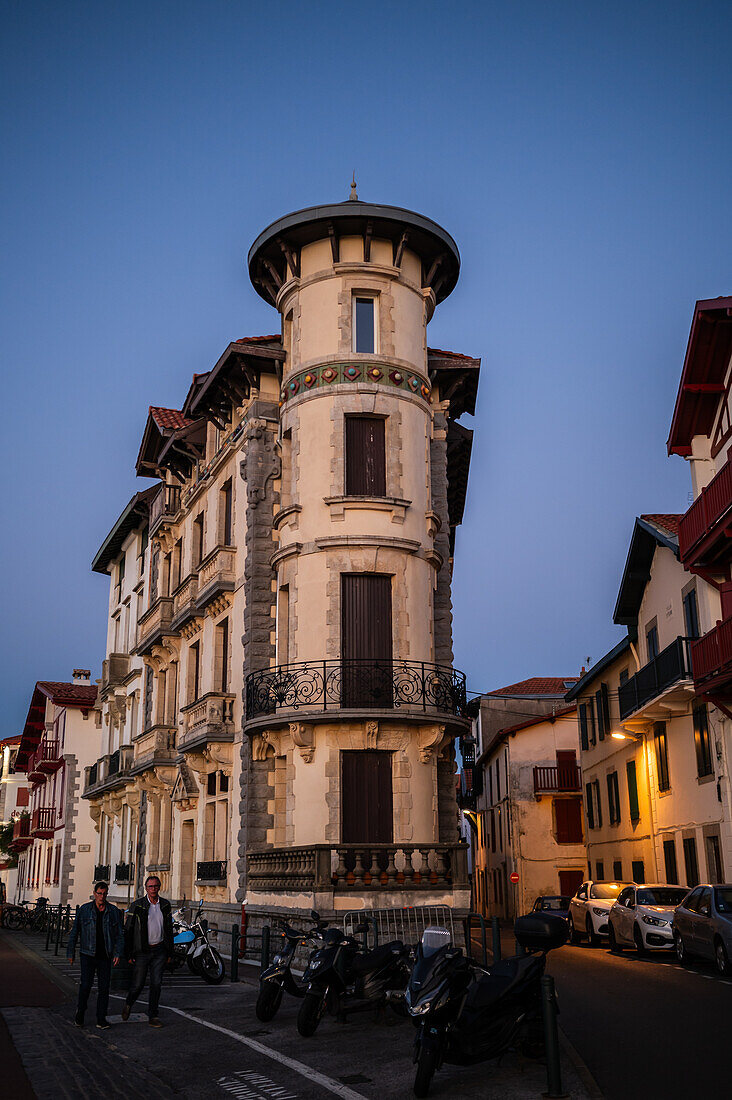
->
[[509, 871, 519, 884]]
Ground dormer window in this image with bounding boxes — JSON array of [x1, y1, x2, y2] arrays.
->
[[353, 296, 376, 354]]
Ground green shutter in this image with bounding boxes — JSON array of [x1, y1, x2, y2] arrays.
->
[[626, 760, 640, 821], [579, 704, 589, 751]]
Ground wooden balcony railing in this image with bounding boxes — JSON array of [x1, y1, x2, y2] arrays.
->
[[10, 817, 32, 850], [31, 807, 56, 838], [149, 483, 181, 535], [691, 615, 732, 687], [533, 764, 581, 794], [678, 457, 732, 564], [247, 843, 469, 892], [618, 636, 692, 720]]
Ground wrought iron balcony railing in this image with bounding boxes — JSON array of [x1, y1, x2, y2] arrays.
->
[[94, 864, 111, 881], [196, 860, 227, 883], [149, 483, 181, 535], [618, 636, 693, 721], [246, 659, 468, 721], [115, 862, 133, 883]]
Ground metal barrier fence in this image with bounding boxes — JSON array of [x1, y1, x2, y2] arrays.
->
[[342, 905, 457, 948]]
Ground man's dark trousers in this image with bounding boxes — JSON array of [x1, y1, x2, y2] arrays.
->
[[126, 944, 167, 1018], [78, 954, 112, 1023]]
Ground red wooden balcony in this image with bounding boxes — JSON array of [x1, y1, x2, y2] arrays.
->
[[533, 764, 581, 796], [27, 747, 47, 785], [31, 807, 56, 838], [9, 817, 32, 851], [691, 615, 732, 691], [678, 458, 732, 570], [37, 739, 62, 773]]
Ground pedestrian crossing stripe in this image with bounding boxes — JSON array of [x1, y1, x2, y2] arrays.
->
[[218, 1070, 298, 1100]]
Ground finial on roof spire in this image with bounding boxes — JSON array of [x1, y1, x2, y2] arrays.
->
[[349, 172, 358, 201]]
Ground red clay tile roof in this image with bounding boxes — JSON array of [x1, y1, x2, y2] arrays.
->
[[36, 682, 98, 708], [235, 335, 281, 344], [489, 677, 579, 697], [149, 407, 193, 432], [428, 347, 479, 361], [640, 514, 682, 536], [495, 704, 578, 739], [0, 735, 22, 747]]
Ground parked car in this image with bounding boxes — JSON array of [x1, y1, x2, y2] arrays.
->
[[673, 883, 732, 975], [569, 881, 628, 945], [608, 884, 688, 953], [530, 896, 571, 922]]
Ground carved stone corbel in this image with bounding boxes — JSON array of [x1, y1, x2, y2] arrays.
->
[[365, 721, 378, 749], [290, 721, 315, 763], [89, 802, 103, 830], [206, 743, 233, 773], [417, 724, 448, 764], [261, 728, 283, 757], [251, 733, 271, 761]]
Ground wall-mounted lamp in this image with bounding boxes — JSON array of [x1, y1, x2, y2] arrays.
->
[[611, 727, 641, 742]]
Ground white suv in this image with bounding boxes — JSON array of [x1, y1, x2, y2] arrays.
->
[[569, 881, 628, 945], [608, 884, 688, 953]]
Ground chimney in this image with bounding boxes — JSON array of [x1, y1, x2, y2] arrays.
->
[[72, 669, 91, 683]]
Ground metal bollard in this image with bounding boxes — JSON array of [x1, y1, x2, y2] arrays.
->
[[230, 925, 239, 983], [65, 904, 71, 933], [491, 916, 501, 962], [54, 905, 63, 955], [45, 908, 54, 951], [477, 914, 487, 967], [541, 975, 567, 1098], [260, 925, 270, 970]]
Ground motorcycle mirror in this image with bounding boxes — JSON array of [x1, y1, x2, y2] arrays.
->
[[310, 909, 320, 922]]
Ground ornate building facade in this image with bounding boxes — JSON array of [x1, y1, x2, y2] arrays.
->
[[87, 193, 479, 930]]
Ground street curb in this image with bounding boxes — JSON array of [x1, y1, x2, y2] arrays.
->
[[0, 931, 76, 998], [558, 1025, 604, 1100]]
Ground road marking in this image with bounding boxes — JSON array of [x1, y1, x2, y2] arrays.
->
[[109, 994, 366, 1099], [218, 1070, 298, 1100]]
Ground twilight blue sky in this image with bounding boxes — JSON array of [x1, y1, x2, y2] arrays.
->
[[2, 1, 731, 732]]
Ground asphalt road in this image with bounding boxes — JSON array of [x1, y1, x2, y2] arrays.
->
[[546, 940, 731, 1100]]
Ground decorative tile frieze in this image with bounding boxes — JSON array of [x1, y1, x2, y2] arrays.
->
[[279, 361, 431, 406]]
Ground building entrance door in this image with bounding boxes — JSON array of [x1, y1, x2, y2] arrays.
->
[[556, 750, 578, 790], [179, 819, 195, 901], [341, 750, 394, 845], [341, 574, 393, 707], [559, 869, 584, 897]]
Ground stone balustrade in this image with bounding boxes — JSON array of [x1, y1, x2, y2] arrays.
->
[[196, 545, 236, 609], [136, 596, 177, 657], [178, 692, 235, 752], [247, 843, 468, 893]]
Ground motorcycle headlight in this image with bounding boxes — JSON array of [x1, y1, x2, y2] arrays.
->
[[408, 999, 433, 1016], [592, 907, 606, 916], [271, 954, 283, 965], [641, 915, 668, 927]]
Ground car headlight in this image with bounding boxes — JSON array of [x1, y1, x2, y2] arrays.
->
[[592, 907, 606, 916], [641, 915, 668, 927]]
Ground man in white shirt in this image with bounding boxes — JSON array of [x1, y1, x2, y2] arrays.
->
[[122, 875, 174, 1027]]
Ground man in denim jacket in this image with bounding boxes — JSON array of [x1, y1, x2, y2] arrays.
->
[[67, 881, 124, 1029]]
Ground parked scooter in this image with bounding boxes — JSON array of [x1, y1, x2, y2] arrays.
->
[[297, 915, 412, 1037], [169, 899, 225, 984], [405, 913, 568, 1097], [255, 911, 327, 1021]]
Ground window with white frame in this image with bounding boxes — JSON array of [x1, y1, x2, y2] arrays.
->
[[353, 296, 376, 353]]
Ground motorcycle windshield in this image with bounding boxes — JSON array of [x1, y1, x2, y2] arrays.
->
[[421, 926, 451, 957]]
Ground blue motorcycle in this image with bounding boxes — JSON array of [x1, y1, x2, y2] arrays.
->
[[170, 900, 225, 984]]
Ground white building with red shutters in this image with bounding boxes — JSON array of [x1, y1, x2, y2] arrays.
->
[[0, 735, 27, 903], [13, 673, 101, 907]]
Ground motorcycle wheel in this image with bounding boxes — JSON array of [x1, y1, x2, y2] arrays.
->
[[199, 947, 225, 984], [187, 955, 201, 975], [4, 909, 24, 931], [413, 1046, 438, 1098], [297, 992, 324, 1037], [255, 982, 283, 1022]]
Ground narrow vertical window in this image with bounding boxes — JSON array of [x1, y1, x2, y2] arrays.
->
[[585, 782, 595, 829], [172, 538, 183, 590], [654, 723, 670, 791], [631, 859, 645, 884], [693, 704, 713, 777], [189, 641, 200, 703], [144, 666, 154, 730], [626, 760, 640, 821], [579, 703, 589, 751], [194, 514, 205, 566], [683, 588, 700, 639], [221, 479, 233, 545], [595, 860, 605, 880], [663, 838, 678, 883], [217, 618, 229, 693], [277, 585, 290, 665], [353, 296, 375, 353], [683, 836, 699, 886], [646, 623, 659, 661], [593, 778, 603, 827], [613, 859, 623, 880], [345, 416, 386, 496]]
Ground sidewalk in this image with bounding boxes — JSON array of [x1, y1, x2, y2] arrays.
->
[[0, 930, 65, 1099], [3, 926, 599, 1099]]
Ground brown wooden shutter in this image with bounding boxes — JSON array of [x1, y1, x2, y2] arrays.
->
[[345, 417, 386, 497], [341, 574, 392, 706], [342, 750, 393, 843], [556, 797, 583, 843]]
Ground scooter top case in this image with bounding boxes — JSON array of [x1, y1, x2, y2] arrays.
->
[[350, 940, 406, 976], [448, 953, 545, 1064]]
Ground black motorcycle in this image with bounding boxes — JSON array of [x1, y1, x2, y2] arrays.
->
[[297, 918, 411, 1037], [256, 912, 326, 1022], [406, 913, 568, 1097]]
